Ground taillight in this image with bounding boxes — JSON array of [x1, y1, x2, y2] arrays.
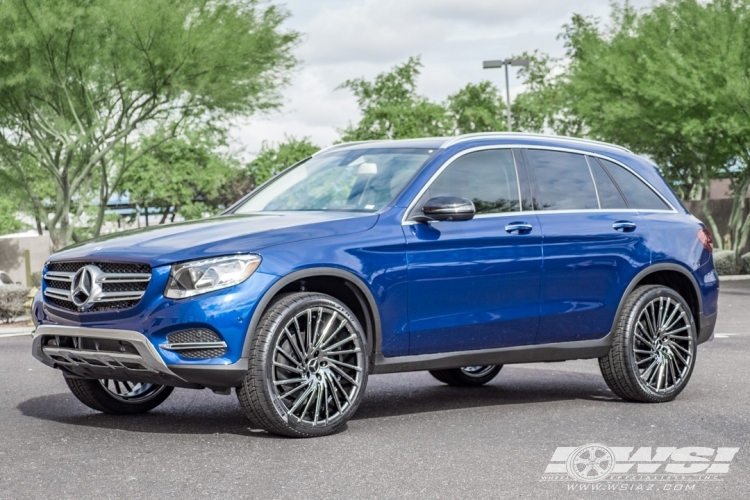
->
[[697, 228, 713, 253]]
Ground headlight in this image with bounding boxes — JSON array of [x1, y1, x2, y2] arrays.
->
[[164, 255, 261, 299]]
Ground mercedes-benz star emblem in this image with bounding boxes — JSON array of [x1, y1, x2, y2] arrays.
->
[[70, 265, 103, 310]]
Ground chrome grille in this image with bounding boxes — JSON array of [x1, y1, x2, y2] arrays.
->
[[43, 261, 152, 312]]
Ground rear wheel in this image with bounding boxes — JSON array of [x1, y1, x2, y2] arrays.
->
[[429, 365, 502, 386], [65, 377, 173, 414], [599, 285, 697, 403]]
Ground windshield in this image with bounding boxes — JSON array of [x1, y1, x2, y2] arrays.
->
[[235, 148, 434, 213], [0, 273, 12, 285]]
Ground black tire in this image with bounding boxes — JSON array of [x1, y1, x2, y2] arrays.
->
[[237, 292, 369, 438], [65, 377, 173, 415], [599, 285, 697, 403], [429, 365, 502, 386]]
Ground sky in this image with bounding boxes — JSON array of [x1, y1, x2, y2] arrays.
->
[[230, 0, 656, 158]]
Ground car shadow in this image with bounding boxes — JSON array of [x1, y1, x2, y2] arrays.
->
[[16, 367, 613, 437], [353, 367, 617, 420]]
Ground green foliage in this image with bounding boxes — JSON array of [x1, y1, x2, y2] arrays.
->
[[248, 136, 320, 186], [713, 250, 738, 276], [447, 82, 507, 134], [120, 129, 236, 223], [513, 0, 750, 252], [0, 285, 28, 323], [338, 57, 450, 141], [511, 51, 582, 136], [0, 193, 23, 236], [0, 0, 299, 249], [741, 252, 750, 274]]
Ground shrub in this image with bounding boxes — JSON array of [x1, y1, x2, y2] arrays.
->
[[0, 285, 29, 323], [713, 250, 737, 276], [742, 252, 750, 275]]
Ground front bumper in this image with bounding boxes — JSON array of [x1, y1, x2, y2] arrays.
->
[[32, 325, 247, 389]]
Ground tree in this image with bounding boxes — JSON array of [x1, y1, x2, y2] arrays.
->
[[447, 81, 507, 134], [511, 51, 584, 137], [119, 129, 236, 224], [0, 0, 299, 249], [0, 194, 24, 236], [338, 57, 450, 141], [247, 136, 320, 186], [513, 1, 750, 253]]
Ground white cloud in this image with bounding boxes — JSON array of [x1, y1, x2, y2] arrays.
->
[[234, 0, 655, 157]]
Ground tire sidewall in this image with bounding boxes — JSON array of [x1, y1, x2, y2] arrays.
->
[[253, 293, 369, 437], [622, 286, 697, 402]]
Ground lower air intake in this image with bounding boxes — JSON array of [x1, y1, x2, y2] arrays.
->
[[165, 329, 227, 359]]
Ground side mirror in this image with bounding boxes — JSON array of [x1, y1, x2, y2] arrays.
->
[[417, 196, 475, 222]]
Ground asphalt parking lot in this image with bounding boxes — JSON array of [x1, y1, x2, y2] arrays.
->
[[1, 282, 749, 499]]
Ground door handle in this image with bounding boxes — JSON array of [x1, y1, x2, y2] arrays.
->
[[505, 222, 533, 234], [613, 221, 637, 232]]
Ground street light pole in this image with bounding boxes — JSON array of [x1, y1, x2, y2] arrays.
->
[[483, 58, 530, 132], [504, 63, 511, 132]]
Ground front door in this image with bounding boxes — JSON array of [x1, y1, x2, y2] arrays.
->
[[404, 148, 543, 355]]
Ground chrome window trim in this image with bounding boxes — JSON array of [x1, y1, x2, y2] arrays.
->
[[585, 155, 602, 209], [401, 144, 676, 225], [510, 149, 524, 210]]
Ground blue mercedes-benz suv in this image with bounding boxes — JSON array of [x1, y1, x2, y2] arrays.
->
[[31, 133, 718, 437]]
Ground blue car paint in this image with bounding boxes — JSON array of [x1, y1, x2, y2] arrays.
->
[[533, 211, 651, 344], [403, 214, 543, 355], [34, 135, 716, 368]]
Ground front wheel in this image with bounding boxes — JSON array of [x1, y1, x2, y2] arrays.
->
[[599, 285, 697, 403], [429, 365, 502, 386], [65, 377, 173, 414], [237, 292, 369, 437]]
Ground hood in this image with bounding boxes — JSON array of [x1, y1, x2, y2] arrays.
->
[[51, 212, 379, 267]]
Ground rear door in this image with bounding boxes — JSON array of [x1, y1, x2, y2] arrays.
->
[[404, 148, 542, 355], [522, 149, 651, 344]]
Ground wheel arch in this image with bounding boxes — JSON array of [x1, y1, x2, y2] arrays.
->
[[241, 267, 382, 360], [613, 263, 703, 338]]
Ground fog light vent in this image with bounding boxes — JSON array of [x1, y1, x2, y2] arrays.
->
[[162, 329, 227, 359]]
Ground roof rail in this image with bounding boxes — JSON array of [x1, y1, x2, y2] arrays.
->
[[312, 140, 383, 156], [440, 132, 632, 153]]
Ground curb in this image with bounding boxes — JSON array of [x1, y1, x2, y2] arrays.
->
[[719, 275, 750, 282], [0, 332, 32, 338]]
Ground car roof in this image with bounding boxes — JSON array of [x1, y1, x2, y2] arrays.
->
[[313, 138, 450, 156], [314, 133, 632, 157]]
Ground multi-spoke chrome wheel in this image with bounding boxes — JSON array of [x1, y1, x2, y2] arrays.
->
[[599, 285, 697, 403], [271, 305, 364, 426], [238, 292, 369, 437], [632, 296, 694, 393], [429, 364, 502, 386], [460, 366, 496, 378], [98, 380, 168, 403], [64, 376, 174, 414]]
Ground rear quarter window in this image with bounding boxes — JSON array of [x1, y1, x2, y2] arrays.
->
[[599, 159, 670, 211]]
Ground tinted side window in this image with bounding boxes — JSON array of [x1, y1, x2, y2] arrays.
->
[[599, 159, 670, 210], [421, 150, 520, 215], [526, 150, 598, 210], [588, 157, 628, 209]]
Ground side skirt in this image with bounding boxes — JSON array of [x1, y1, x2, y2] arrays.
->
[[371, 334, 612, 374]]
